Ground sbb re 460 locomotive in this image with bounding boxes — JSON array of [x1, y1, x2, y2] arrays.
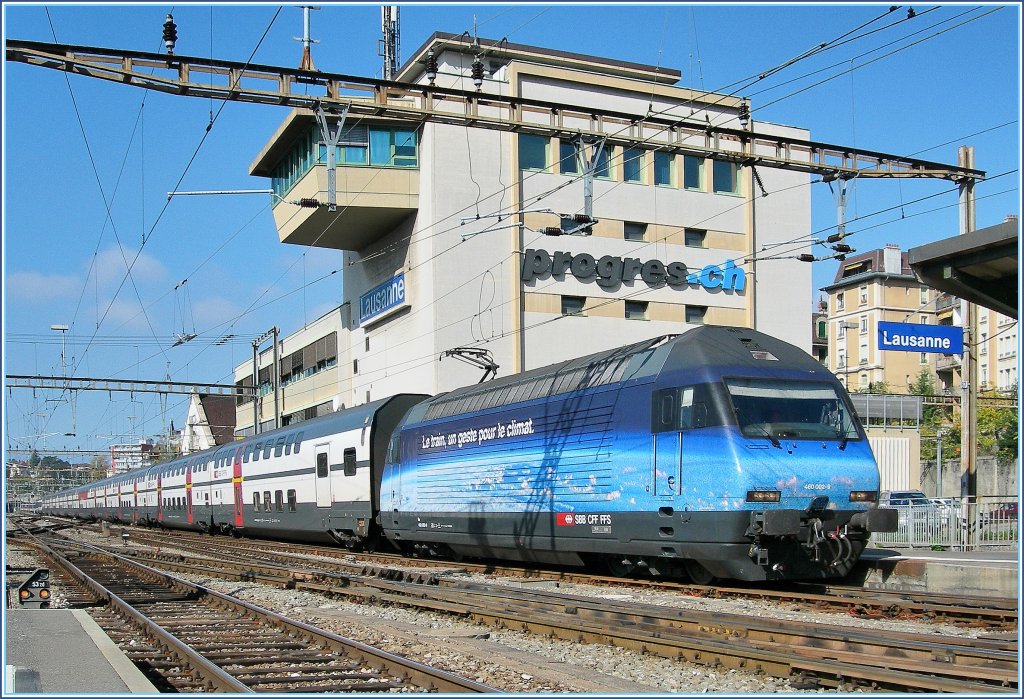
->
[[41, 327, 897, 582]]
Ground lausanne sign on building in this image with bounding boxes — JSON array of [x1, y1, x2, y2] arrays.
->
[[877, 321, 963, 354], [359, 273, 406, 325]]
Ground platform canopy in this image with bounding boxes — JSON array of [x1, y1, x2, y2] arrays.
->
[[908, 218, 1018, 320]]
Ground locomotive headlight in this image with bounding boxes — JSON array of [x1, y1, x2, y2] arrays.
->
[[746, 490, 781, 503], [849, 490, 877, 503]]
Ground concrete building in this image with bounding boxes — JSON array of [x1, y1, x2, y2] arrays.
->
[[238, 32, 814, 433], [108, 441, 154, 476], [822, 243, 1017, 394]]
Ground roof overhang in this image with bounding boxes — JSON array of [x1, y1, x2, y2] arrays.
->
[[908, 219, 1019, 320]]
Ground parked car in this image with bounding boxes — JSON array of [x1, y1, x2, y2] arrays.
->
[[989, 502, 1018, 520], [879, 490, 932, 507]]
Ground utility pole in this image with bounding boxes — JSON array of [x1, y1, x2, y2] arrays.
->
[[295, 6, 319, 71], [380, 5, 400, 80], [958, 145, 977, 501]]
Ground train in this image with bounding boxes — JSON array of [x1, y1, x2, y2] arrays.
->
[[38, 326, 897, 582]]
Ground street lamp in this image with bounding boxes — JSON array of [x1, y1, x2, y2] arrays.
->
[[839, 322, 859, 388]]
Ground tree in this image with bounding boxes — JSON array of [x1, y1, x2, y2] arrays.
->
[[89, 455, 109, 479], [978, 385, 1018, 463], [28, 449, 41, 473]]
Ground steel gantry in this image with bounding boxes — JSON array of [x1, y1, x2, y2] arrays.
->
[[5, 39, 984, 184], [5, 374, 254, 398]]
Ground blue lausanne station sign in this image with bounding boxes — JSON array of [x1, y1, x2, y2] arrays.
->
[[877, 321, 963, 354], [359, 273, 406, 325]]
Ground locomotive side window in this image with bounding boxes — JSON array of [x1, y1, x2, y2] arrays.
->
[[343, 448, 357, 476], [316, 452, 329, 478], [652, 386, 709, 432]]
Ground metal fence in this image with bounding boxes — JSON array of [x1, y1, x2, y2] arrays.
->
[[870, 496, 1019, 550]]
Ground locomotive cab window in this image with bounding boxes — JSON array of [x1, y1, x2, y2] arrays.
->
[[343, 448, 357, 476], [726, 378, 859, 442]]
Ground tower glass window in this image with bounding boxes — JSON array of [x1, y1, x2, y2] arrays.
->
[[625, 301, 648, 320], [561, 296, 586, 316], [624, 222, 647, 241], [623, 148, 643, 182], [683, 155, 703, 190], [654, 151, 673, 186], [686, 305, 707, 325], [559, 140, 580, 174], [520, 134, 548, 170], [712, 160, 739, 194]]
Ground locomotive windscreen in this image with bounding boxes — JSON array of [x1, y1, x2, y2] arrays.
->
[[725, 378, 859, 442]]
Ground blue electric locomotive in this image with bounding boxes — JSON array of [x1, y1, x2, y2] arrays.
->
[[380, 326, 896, 581]]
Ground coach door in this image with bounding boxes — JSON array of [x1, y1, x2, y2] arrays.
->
[[315, 444, 332, 507], [232, 447, 245, 527]]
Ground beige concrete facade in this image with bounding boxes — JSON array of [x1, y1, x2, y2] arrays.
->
[[243, 32, 813, 415]]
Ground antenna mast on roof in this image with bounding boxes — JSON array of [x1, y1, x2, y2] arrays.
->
[[295, 5, 320, 71], [380, 6, 400, 80]]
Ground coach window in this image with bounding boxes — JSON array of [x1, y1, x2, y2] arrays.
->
[[275, 491, 284, 511], [253, 492, 261, 512], [343, 448, 358, 476], [316, 452, 329, 478], [263, 442, 274, 459], [275, 437, 286, 457], [284, 435, 293, 456], [287, 490, 297, 512], [294, 432, 304, 454], [263, 491, 272, 511], [252, 442, 262, 461]]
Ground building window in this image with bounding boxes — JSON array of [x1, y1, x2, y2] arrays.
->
[[519, 134, 548, 170], [816, 320, 827, 339], [859, 315, 868, 334], [919, 315, 928, 325], [920, 352, 928, 364], [561, 296, 586, 316], [594, 146, 610, 178], [683, 155, 703, 190], [836, 292, 845, 311], [623, 148, 643, 182], [623, 222, 647, 241], [685, 305, 707, 325], [859, 343, 868, 364], [836, 350, 846, 369], [920, 287, 929, 305], [559, 140, 579, 175], [654, 151, 673, 186], [684, 228, 706, 248], [712, 160, 739, 194], [837, 322, 846, 339], [981, 332, 988, 354], [859, 286, 868, 305], [625, 301, 648, 320], [859, 374, 869, 389]]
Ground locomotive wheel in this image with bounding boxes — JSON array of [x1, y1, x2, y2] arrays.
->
[[684, 559, 716, 585], [606, 557, 637, 577]]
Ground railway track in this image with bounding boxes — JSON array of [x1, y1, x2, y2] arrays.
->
[[12, 518, 1016, 693], [9, 526, 495, 693], [99, 521, 1018, 629]]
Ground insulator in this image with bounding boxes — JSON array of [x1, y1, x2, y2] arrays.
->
[[471, 56, 484, 89], [297, 198, 321, 208], [162, 14, 178, 55], [826, 233, 844, 243], [425, 49, 438, 85], [738, 99, 750, 128], [832, 243, 853, 254], [541, 227, 564, 236], [798, 254, 816, 262], [571, 214, 594, 223]]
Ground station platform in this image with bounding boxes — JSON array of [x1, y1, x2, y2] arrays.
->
[[5, 608, 156, 694], [853, 546, 1020, 598]]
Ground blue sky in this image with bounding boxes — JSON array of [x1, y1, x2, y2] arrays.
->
[[3, 2, 1020, 463]]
